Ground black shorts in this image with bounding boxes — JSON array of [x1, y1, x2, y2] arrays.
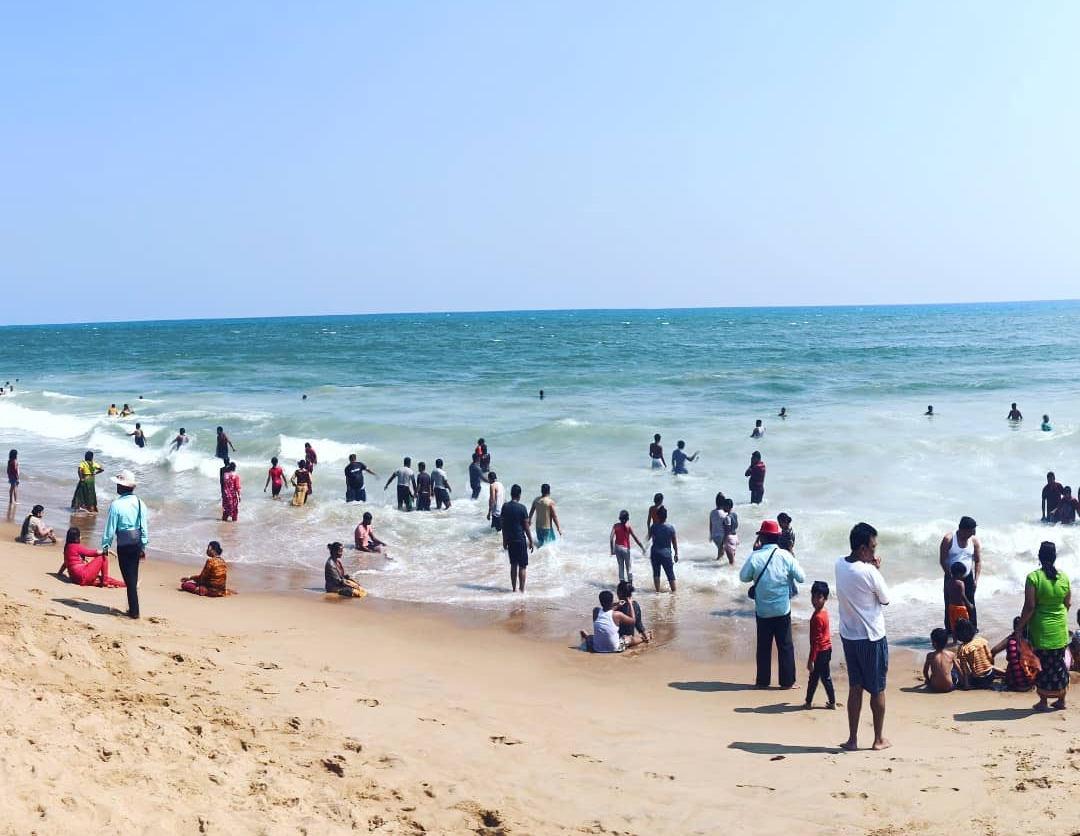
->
[[434, 487, 451, 507], [650, 551, 675, 584], [507, 540, 529, 567], [396, 485, 413, 509], [416, 492, 431, 511]]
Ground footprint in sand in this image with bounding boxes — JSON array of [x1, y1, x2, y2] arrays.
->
[[920, 786, 959, 793], [646, 771, 675, 781], [418, 717, 446, 726], [489, 735, 523, 746], [571, 753, 601, 763], [357, 698, 380, 707], [256, 661, 281, 670], [735, 783, 774, 791], [147, 616, 167, 625], [831, 791, 868, 799]]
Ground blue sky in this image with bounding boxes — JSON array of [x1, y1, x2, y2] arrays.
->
[[2, 2, 1077, 324]]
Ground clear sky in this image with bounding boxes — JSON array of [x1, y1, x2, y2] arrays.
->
[[2, 2, 1077, 325]]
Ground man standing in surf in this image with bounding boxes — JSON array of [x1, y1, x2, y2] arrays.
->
[[939, 516, 981, 632], [649, 434, 666, 469]]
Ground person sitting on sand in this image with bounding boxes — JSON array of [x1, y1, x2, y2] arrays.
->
[[324, 542, 366, 598], [580, 590, 637, 653], [954, 618, 1002, 689], [991, 617, 1039, 692], [17, 504, 57, 544], [922, 628, 960, 693], [354, 512, 388, 554], [180, 541, 234, 597], [615, 581, 652, 646], [59, 527, 124, 587]]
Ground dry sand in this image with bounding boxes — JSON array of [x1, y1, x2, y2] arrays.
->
[[1, 520, 1079, 835]]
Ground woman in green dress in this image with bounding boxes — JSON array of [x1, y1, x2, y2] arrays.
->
[[71, 450, 104, 512], [1016, 541, 1072, 711]]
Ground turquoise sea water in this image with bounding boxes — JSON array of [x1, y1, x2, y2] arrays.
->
[[2, 302, 1079, 646]]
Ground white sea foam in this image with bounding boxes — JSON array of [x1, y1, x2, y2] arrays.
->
[[0, 401, 95, 439]]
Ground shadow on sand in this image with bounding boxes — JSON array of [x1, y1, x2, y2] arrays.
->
[[52, 597, 119, 616], [669, 681, 759, 693], [734, 702, 808, 715], [728, 741, 844, 756], [953, 707, 1038, 722]]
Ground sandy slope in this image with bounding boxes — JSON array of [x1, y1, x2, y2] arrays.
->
[[1, 523, 1079, 835]]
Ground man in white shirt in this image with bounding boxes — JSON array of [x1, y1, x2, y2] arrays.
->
[[835, 522, 890, 752]]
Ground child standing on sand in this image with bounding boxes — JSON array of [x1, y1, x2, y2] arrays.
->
[[805, 581, 835, 709], [922, 628, 960, 692], [945, 561, 974, 634]]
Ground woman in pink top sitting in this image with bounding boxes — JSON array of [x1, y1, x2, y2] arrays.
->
[[58, 527, 125, 587]]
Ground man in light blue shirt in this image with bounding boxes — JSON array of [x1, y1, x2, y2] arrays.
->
[[739, 519, 804, 688], [101, 469, 149, 619]]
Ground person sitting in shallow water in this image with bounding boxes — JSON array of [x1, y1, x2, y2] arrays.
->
[[17, 505, 57, 544], [580, 590, 637, 653], [324, 542, 366, 598], [354, 512, 388, 554], [59, 527, 125, 587], [180, 541, 234, 597], [615, 581, 652, 646], [1041, 414, 1052, 431]]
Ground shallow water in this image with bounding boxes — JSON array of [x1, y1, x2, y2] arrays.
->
[[2, 302, 1079, 651]]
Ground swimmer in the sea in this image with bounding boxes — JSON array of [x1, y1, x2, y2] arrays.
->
[[1041, 414, 1052, 432], [924, 405, 934, 416], [778, 407, 787, 419], [1007, 402, 1022, 421]]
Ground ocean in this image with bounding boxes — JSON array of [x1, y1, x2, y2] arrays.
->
[[2, 302, 1079, 651]]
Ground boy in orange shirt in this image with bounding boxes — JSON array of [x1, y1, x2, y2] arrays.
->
[[805, 581, 836, 709]]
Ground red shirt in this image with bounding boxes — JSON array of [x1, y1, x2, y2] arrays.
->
[[809, 608, 832, 663]]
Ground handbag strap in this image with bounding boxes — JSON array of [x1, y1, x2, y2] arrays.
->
[[753, 548, 779, 585]]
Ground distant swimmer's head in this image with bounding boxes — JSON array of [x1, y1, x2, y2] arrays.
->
[[653, 493, 663, 506], [930, 628, 949, 651], [779, 407, 787, 416], [925, 405, 933, 414], [1011, 402, 1018, 409], [488, 471, 497, 483], [1043, 414, 1050, 423], [618, 510, 630, 523], [598, 590, 615, 609], [302, 394, 307, 400], [958, 516, 977, 534], [950, 561, 967, 579], [676, 440, 686, 449], [953, 618, 976, 644], [654, 434, 661, 443], [510, 484, 522, 499], [362, 512, 373, 524], [540, 483, 551, 496]]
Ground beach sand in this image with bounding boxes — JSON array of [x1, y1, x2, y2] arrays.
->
[[1, 522, 1079, 835]]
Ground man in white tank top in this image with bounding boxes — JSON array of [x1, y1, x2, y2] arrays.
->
[[939, 516, 981, 632], [580, 590, 636, 652]]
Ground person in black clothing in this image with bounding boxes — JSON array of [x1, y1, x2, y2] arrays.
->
[[500, 484, 534, 593], [344, 454, 377, 503]]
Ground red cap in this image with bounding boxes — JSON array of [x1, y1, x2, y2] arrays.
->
[[756, 519, 781, 536]]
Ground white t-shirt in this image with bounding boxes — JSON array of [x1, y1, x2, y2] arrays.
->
[[490, 482, 505, 515], [835, 556, 890, 642], [709, 508, 727, 540]]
